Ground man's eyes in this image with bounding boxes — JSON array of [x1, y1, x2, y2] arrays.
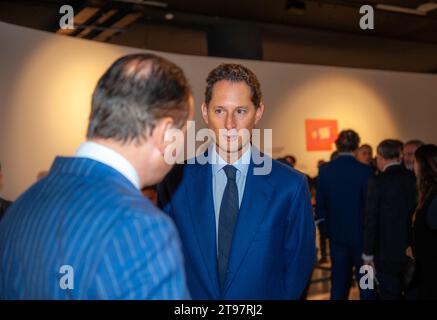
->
[[213, 107, 247, 114]]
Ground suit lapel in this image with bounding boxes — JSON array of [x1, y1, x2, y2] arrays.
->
[[223, 158, 274, 294], [186, 161, 220, 298]]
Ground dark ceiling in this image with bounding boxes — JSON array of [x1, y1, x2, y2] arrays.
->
[[1, 0, 437, 73]]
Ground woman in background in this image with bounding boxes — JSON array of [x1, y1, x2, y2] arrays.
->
[[410, 144, 437, 299]]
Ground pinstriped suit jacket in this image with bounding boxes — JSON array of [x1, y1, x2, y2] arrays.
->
[[0, 157, 188, 299]]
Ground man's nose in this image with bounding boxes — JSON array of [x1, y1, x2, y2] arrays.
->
[[225, 114, 236, 130]]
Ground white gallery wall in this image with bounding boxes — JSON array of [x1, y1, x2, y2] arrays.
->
[[1, 21, 437, 200]]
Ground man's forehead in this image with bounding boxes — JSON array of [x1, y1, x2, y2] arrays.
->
[[212, 80, 250, 91], [210, 81, 252, 100], [404, 144, 417, 151]]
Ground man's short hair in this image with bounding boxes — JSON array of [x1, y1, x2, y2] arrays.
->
[[405, 139, 424, 148], [204, 63, 262, 108], [87, 53, 191, 143], [377, 139, 404, 160], [335, 129, 360, 152]]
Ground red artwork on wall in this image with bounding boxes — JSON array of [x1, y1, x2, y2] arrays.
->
[[305, 119, 338, 151]]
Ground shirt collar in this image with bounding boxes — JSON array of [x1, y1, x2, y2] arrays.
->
[[338, 152, 356, 157], [75, 141, 141, 190], [383, 161, 401, 172], [211, 144, 251, 177]]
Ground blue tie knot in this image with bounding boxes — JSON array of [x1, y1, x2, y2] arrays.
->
[[223, 165, 237, 181]]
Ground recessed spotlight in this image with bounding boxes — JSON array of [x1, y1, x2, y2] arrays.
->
[[165, 13, 174, 20]]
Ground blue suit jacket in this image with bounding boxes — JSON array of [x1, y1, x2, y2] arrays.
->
[[158, 152, 316, 299], [0, 157, 188, 299], [315, 155, 373, 249]]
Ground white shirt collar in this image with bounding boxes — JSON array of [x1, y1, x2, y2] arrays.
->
[[75, 141, 141, 190], [338, 152, 356, 157], [383, 161, 401, 172], [211, 144, 251, 176]]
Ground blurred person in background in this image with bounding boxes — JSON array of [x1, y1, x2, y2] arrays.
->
[[277, 154, 296, 168], [407, 144, 437, 299], [316, 129, 375, 300], [357, 143, 378, 175], [403, 140, 424, 171], [357, 144, 373, 166], [363, 139, 416, 300], [312, 159, 328, 264]]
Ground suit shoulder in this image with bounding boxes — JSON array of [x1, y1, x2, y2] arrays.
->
[[92, 185, 178, 247], [117, 192, 163, 215], [355, 160, 373, 172], [400, 168, 417, 186], [381, 166, 414, 180], [92, 183, 167, 222], [270, 159, 308, 186], [111, 194, 176, 235], [316, 160, 338, 178], [352, 161, 373, 178], [403, 168, 416, 179], [318, 161, 332, 173]]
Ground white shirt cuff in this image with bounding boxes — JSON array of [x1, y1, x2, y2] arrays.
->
[[362, 253, 374, 262]]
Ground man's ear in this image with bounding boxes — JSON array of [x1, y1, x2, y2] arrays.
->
[[254, 102, 265, 125], [201, 102, 209, 125], [151, 117, 174, 155]]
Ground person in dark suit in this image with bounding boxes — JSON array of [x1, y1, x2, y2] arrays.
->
[[158, 63, 316, 300], [0, 162, 12, 221], [408, 144, 437, 299], [312, 159, 328, 264], [316, 129, 375, 300], [363, 139, 417, 299], [0, 54, 194, 299]]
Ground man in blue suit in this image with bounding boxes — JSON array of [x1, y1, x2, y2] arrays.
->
[[158, 63, 316, 300], [0, 53, 193, 299], [315, 130, 375, 300]]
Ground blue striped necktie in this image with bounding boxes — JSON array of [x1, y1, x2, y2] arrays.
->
[[218, 165, 239, 290]]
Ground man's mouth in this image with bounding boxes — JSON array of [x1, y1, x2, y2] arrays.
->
[[222, 129, 239, 142]]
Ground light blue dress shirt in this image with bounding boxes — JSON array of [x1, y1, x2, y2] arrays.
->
[[210, 145, 251, 250]]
